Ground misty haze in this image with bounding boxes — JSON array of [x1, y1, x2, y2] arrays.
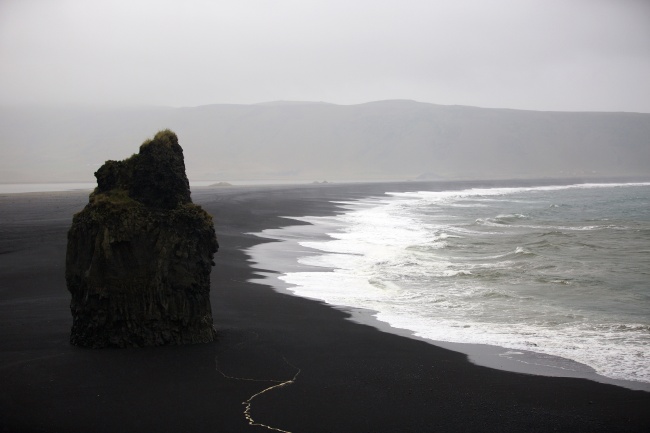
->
[[1, 100, 649, 184], [2, 1, 650, 432]]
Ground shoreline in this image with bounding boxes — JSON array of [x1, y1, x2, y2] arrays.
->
[[245, 190, 650, 392], [1, 174, 649, 195], [1, 183, 649, 432]]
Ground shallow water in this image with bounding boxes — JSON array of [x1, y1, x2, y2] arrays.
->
[[250, 182, 650, 387]]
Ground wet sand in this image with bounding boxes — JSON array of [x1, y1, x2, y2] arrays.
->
[[1, 182, 649, 433]]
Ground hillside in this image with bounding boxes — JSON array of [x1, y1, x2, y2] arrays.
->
[[1, 100, 649, 183]]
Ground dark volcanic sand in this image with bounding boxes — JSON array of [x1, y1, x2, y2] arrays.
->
[[1, 182, 649, 433]]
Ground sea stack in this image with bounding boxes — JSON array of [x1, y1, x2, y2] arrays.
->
[[66, 130, 218, 348]]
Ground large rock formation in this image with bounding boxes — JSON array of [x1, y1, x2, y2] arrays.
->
[[66, 129, 218, 348]]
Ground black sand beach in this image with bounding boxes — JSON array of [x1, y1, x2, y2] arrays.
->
[[1, 182, 649, 433]]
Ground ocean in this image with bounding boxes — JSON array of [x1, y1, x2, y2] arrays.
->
[[249, 181, 650, 388]]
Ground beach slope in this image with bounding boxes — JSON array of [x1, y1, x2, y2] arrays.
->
[[1, 183, 648, 432]]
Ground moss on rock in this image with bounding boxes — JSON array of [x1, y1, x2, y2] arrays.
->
[[66, 130, 218, 348]]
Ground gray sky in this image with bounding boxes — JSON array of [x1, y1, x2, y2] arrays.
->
[[1, 0, 649, 112]]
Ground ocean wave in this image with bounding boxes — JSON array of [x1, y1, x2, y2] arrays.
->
[[474, 218, 499, 227], [471, 247, 536, 260], [251, 180, 650, 385], [525, 239, 556, 248], [496, 213, 529, 220], [405, 242, 448, 252], [538, 230, 572, 237], [388, 181, 650, 203], [474, 214, 530, 226], [592, 323, 650, 333], [474, 220, 611, 232], [550, 279, 571, 285], [442, 269, 472, 277], [480, 290, 515, 299]]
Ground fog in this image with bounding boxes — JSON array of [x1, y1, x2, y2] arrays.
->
[[1, 101, 649, 183], [1, 0, 649, 112], [1, 1, 649, 184]]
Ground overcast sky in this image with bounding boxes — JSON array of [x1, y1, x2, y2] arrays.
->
[[1, 0, 649, 112]]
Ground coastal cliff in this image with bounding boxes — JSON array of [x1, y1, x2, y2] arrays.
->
[[66, 130, 218, 348]]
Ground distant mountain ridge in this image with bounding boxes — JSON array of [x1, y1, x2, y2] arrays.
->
[[1, 100, 648, 183]]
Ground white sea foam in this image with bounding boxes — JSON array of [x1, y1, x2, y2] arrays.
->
[[250, 182, 650, 385]]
